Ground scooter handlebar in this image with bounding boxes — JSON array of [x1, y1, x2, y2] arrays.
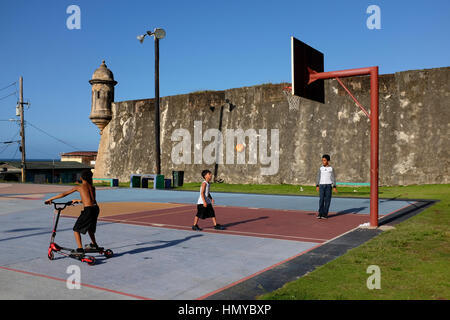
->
[[45, 200, 76, 210]]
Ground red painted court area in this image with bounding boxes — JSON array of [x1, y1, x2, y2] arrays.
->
[[95, 204, 371, 244]]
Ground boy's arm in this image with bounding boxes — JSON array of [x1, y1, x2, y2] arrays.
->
[[45, 186, 78, 204], [331, 168, 337, 190], [200, 182, 207, 206], [207, 192, 214, 204], [316, 168, 321, 191]]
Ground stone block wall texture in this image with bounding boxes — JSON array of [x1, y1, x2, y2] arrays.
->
[[94, 67, 449, 186]]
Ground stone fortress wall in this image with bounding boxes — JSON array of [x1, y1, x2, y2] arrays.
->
[[91, 64, 449, 186]]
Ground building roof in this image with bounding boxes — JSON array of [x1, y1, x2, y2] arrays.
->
[[3, 161, 93, 170], [61, 151, 97, 157]]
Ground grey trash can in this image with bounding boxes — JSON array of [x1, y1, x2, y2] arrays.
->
[[172, 171, 184, 187]]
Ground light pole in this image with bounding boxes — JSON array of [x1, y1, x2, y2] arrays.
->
[[137, 28, 166, 175]]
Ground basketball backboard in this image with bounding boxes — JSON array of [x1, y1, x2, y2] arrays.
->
[[291, 37, 325, 103]]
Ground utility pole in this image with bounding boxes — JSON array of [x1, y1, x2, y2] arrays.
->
[[19, 76, 26, 183]]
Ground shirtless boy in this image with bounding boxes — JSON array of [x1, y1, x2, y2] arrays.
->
[[45, 170, 100, 254]]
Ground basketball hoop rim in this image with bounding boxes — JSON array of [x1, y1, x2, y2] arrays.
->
[[282, 86, 294, 96], [282, 85, 301, 111]]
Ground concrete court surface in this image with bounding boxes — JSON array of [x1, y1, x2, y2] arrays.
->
[[0, 183, 420, 300]]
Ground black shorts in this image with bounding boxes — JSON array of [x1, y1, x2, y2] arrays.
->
[[73, 205, 100, 234], [196, 203, 215, 219]]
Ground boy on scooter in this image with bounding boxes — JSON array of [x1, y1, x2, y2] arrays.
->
[[45, 169, 100, 255]]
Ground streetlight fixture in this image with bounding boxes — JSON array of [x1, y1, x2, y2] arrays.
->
[[137, 28, 166, 175], [137, 28, 166, 43]]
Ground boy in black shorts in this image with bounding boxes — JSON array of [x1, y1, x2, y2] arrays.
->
[[45, 169, 100, 254], [192, 170, 225, 231]]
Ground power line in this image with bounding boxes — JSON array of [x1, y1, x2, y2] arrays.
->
[[10, 144, 20, 160], [26, 121, 82, 151], [0, 82, 16, 92], [0, 130, 20, 155], [25, 144, 60, 160], [0, 143, 12, 155], [0, 91, 17, 101]]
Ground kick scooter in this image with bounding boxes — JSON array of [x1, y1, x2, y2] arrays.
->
[[47, 201, 96, 265]]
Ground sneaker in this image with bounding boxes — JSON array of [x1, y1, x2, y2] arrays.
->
[[192, 225, 202, 231], [321, 216, 328, 220], [214, 224, 225, 230], [85, 243, 99, 250]]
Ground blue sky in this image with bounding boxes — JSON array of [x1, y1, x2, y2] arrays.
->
[[1, 0, 449, 159]]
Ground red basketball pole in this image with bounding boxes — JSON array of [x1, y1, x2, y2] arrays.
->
[[309, 66, 379, 228]]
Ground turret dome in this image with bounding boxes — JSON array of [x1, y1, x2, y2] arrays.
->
[[90, 60, 117, 84]]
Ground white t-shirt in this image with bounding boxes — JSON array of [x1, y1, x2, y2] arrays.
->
[[317, 166, 336, 186], [197, 181, 212, 205]]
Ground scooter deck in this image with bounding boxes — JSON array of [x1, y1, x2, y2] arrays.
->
[[83, 246, 105, 253], [83, 245, 114, 258], [84, 245, 113, 258]]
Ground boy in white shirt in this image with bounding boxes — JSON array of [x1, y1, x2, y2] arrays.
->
[[192, 170, 225, 231], [315, 154, 338, 219]]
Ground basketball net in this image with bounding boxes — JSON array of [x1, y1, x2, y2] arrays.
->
[[282, 86, 301, 111]]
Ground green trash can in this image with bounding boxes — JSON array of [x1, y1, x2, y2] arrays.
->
[[172, 171, 184, 187], [155, 174, 165, 189], [131, 175, 141, 188]]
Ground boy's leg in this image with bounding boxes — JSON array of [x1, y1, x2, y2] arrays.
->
[[323, 185, 332, 218], [318, 185, 325, 217], [74, 231, 83, 249], [212, 217, 225, 230], [88, 230, 98, 247], [193, 216, 199, 226]]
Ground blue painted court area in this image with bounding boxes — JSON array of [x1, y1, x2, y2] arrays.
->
[[0, 206, 316, 299], [0, 185, 417, 299]]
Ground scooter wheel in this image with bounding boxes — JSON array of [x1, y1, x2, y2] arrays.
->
[[82, 256, 96, 266], [104, 249, 113, 258]]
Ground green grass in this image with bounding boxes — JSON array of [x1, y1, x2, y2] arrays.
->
[[179, 182, 450, 300], [175, 182, 444, 199]]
